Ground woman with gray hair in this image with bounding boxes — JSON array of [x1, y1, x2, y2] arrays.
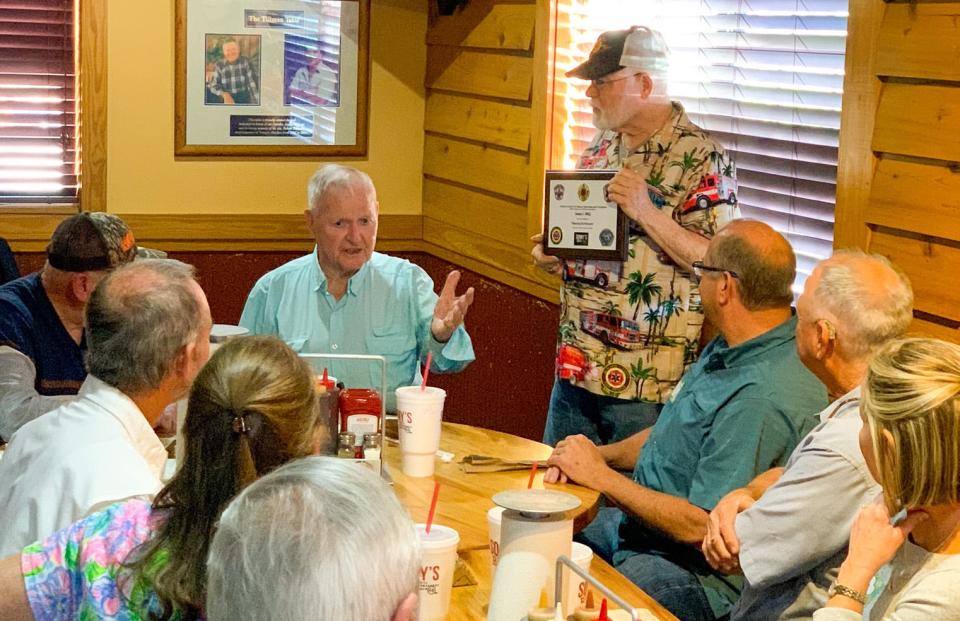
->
[[206, 457, 420, 621], [0, 336, 325, 620], [814, 337, 960, 619]]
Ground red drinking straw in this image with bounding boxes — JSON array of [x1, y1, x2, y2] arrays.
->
[[420, 351, 433, 392], [527, 462, 538, 489], [425, 480, 441, 535]]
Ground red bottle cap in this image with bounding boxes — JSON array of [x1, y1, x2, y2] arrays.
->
[[598, 599, 609, 621], [318, 368, 335, 390]]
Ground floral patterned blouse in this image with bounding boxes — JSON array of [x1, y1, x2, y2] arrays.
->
[[20, 498, 181, 621], [557, 102, 740, 403]]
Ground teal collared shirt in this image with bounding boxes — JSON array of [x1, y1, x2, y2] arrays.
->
[[239, 250, 475, 410], [620, 315, 827, 617]]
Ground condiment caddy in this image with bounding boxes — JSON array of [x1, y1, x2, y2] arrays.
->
[[300, 353, 387, 478]]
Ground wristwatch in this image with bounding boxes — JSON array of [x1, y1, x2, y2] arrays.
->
[[828, 582, 867, 605]]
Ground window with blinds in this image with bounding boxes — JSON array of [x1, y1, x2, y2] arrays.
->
[[551, 0, 847, 286], [0, 0, 78, 204]]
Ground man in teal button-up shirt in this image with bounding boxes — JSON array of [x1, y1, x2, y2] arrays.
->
[[239, 165, 475, 409], [546, 220, 827, 621]]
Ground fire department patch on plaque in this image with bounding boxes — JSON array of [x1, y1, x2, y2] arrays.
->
[[601, 363, 630, 393], [550, 227, 563, 244], [577, 183, 590, 202]]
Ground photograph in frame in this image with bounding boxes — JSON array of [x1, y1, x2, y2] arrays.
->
[[283, 32, 341, 108], [175, 0, 369, 157], [204, 34, 262, 106]]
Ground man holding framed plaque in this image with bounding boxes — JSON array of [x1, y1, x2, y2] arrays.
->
[[534, 26, 740, 446]]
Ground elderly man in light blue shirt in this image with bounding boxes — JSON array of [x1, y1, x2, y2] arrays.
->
[[240, 164, 475, 409]]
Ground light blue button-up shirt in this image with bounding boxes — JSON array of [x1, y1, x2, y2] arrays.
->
[[239, 250, 475, 410]]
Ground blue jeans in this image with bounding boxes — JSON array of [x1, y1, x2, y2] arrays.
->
[[543, 378, 661, 446], [577, 508, 719, 621]]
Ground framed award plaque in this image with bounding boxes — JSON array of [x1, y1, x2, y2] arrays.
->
[[542, 170, 628, 261]]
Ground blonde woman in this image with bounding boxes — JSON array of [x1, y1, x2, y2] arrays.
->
[[815, 337, 960, 619], [0, 335, 325, 620]]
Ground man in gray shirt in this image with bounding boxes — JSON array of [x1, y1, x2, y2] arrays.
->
[[701, 251, 914, 619]]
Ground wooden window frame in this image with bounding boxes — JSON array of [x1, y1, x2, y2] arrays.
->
[[2, 0, 105, 248]]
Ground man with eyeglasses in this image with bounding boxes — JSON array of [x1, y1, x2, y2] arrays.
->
[[546, 220, 827, 621], [0, 214, 140, 441], [702, 252, 914, 620], [533, 26, 741, 449]]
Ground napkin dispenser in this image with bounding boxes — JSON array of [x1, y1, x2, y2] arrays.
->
[[487, 490, 579, 621]]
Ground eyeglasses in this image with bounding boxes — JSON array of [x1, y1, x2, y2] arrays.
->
[[590, 72, 643, 89], [692, 260, 739, 281]]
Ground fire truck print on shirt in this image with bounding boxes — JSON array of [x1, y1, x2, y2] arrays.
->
[[556, 103, 739, 403]]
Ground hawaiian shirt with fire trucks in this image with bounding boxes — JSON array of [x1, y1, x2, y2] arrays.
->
[[556, 102, 740, 403]]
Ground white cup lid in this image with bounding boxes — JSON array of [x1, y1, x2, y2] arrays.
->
[[210, 324, 250, 343], [571, 541, 593, 562], [493, 489, 582, 515], [416, 524, 460, 548], [396, 385, 447, 400]]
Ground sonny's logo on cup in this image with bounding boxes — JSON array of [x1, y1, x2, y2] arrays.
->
[[419, 564, 442, 594], [577, 580, 588, 604], [398, 409, 413, 427]]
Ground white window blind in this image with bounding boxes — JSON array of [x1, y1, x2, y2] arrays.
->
[[551, 0, 847, 285], [0, 0, 77, 203]]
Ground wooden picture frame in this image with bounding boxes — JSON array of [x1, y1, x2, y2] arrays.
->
[[542, 170, 628, 261], [175, 0, 370, 157]]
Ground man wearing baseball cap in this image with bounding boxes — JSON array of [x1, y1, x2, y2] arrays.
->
[[533, 27, 740, 448], [0, 212, 139, 440]]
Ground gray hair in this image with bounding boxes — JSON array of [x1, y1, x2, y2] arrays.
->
[[206, 457, 421, 621], [85, 259, 202, 394], [307, 164, 376, 213], [812, 250, 914, 359], [707, 220, 796, 310]]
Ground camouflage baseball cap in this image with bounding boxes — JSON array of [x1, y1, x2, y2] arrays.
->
[[46, 213, 138, 272]]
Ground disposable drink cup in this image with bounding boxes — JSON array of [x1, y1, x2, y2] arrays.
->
[[416, 524, 460, 621], [396, 386, 446, 477], [563, 542, 594, 614], [487, 506, 504, 570]]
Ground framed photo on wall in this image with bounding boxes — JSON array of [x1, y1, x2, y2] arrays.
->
[[175, 0, 370, 156]]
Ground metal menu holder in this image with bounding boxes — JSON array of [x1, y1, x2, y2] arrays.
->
[[298, 353, 387, 479], [298, 352, 387, 420], [555, 555, 639, 621]]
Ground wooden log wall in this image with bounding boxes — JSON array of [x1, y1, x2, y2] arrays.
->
[[834, 0, 960, 342], [420, 0, 561, 302]]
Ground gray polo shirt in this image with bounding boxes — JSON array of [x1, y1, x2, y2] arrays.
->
[[732, 387, 881, 620]]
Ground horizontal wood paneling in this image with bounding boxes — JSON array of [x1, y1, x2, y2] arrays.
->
[[425, 92, 531, 150], [868, 228, 960, 322], [423, 135, 529, 200], [877, 3, 960, 81], [873, 84, 960, 162], [422, 179, 527, 248], [867, 159, 960, 240], [461, 4, 536, 50], [423, 217, 559, 302], [428, 51, 533, 101], [420, 0, 545, 302]]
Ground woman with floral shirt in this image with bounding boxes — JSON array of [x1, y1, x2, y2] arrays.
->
[[0, 335, 325, 620]]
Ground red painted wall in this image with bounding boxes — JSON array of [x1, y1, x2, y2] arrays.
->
[[13, 251, 560, 440]]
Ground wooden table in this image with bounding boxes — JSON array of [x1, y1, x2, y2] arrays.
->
[[451, 548, 677, 621], [384, 422, 602, 551], [384, 422, 678, 620]]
